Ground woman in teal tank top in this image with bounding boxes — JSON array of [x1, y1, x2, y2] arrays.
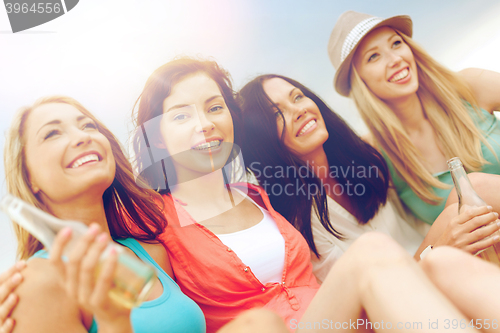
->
[[328, 11, 500, 256], [30, 238, 205, 333], [387, 105, 500, 225], [0, 96, 205, 332]]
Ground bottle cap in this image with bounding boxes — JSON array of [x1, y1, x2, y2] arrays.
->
[[447, 157, 463, 170]]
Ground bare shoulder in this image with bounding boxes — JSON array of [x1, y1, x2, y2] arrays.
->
[[459, 67, 496, 78], [12, 258, 88, 333], [361, 132, 375, 147], [137, 241, 174, 279], [459, 68, 500, 113]]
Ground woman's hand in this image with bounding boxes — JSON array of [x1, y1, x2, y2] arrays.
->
[[50, 224, 133, 333], [434, 205, 500, 254], [0, 261, 26, 333]]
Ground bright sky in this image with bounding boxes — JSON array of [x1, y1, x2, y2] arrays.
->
[[1, 0, 500, 270]]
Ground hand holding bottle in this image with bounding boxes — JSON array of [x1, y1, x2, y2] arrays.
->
[[50, 224, 134, 333], [446, 157, 500, 264], [434, 205, 500, 254], [0, 261, 26, 333], [0, 194, 156, 309]]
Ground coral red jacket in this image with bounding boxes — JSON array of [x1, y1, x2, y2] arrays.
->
[[159, 183, 320, 333]]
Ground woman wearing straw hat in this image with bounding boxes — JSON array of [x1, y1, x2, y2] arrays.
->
[[328, 10, 500, 255]]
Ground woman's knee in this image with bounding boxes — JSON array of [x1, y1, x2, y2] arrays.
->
[[420, 246, 471, 280], [446, 172, 500, 207], [420, 245, 500, 291], [350, 232, 409, 260], [326, 233, 418, 298], [335, 232, 413, 279], [468, 172, 500, 196]]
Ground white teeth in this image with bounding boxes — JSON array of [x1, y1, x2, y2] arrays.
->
[[192, 140, 221, 150], [389, 68, 409, 82], [71, 154, 99, 168], [298, 120, 316, 136]]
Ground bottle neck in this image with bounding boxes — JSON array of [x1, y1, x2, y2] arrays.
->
[[449, 166, 486, 209]]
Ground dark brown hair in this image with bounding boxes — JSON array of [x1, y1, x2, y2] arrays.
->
[[132, 57, 243, 194], [237, 75, 389, 257]]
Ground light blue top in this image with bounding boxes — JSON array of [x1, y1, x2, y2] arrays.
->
[[384, 105, 500, 224], [31, 238, 206, 333]]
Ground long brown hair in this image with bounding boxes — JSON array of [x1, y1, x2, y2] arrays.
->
[[131, 57, 243, 194], [350, 31, 492, 204], [4, 96, 166, 260], [238, 75, 389, 256]]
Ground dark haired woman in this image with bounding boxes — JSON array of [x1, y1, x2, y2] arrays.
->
[[237, 74, 500, 280]]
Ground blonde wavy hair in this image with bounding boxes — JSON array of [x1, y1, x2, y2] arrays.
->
[[4, 96, 166, 260], [350, 32, 491, 204]]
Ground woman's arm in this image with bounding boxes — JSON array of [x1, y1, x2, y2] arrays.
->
[[11, 226, 135, 333], [460, 68, 500, 113], [56, 226, 133, 333], [310, 221, 345, 283], [360, 133, 375, 147], [11, 259, 89, 333], [414, 204, 500, 260]]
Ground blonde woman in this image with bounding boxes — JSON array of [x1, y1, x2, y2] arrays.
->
[[0, 96, 206, 333], [328, 11, 500, 254]]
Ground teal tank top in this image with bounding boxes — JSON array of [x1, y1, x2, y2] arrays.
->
[[384, 105, 500, 225], [31, 238, 206, 333]]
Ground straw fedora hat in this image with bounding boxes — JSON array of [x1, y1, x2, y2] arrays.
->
[[328, 11, 413, 97]]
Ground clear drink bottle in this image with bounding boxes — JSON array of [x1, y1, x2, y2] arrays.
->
[[447, 157, 500, 265], [0, 194, 156, 308]]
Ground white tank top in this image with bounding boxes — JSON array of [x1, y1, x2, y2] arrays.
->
[[217, 191, 285, 284]]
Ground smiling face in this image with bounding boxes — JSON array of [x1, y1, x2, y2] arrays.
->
[[159, 72, 234, 180], [353, 26, 419, 104], [262, 78, 328, 159], [24, 103, 115, 205]]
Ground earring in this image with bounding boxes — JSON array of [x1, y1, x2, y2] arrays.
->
[[31, 183, 39, 194]]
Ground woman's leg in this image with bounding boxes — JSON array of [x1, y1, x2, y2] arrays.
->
[[299, 232, 478, 333], [414, 204, 458, 259], [420, 246, 500, 332], [446, 172, 500, 214]]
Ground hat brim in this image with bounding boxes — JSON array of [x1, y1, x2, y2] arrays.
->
[[334, 15, 413, 97]]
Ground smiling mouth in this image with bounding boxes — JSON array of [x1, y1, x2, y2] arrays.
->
[[70, 154, 101, 168], [191, 140, 223, 151], [297, 120, 317, 137], [389, 68, 409, 83]]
